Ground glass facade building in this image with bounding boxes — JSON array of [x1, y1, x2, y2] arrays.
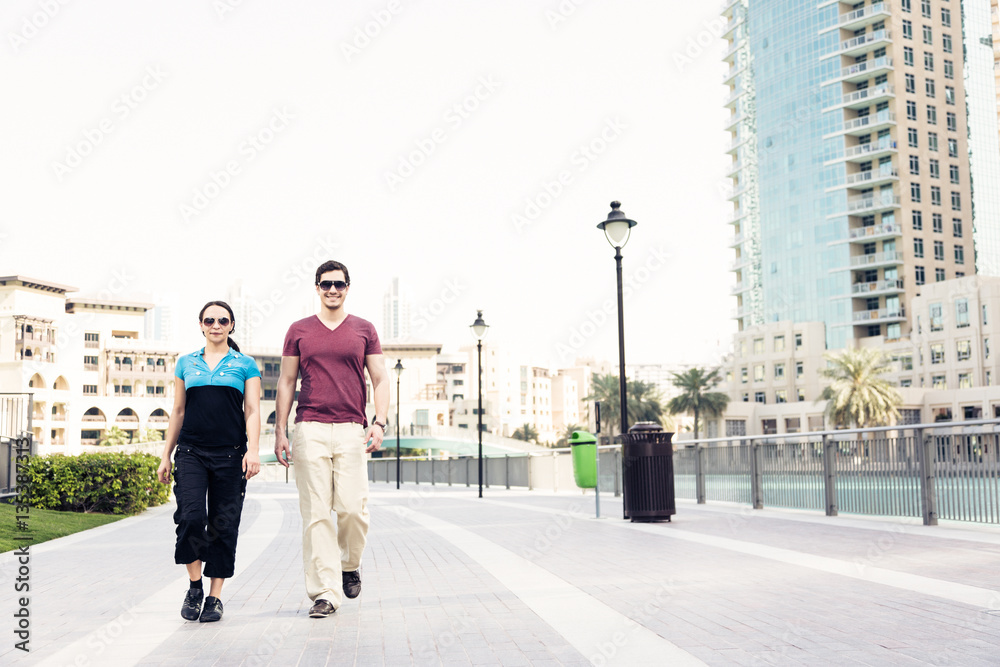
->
[[724, 0, 985, 350]]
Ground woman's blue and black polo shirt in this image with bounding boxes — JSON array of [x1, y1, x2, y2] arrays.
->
[[175, 348, 261, 447]]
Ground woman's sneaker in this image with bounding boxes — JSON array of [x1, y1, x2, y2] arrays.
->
[[199, 596, 223, 622], [181, 588, 204, 621]]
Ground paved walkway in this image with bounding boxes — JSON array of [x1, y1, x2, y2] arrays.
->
[[3, 480, 1000, 666]]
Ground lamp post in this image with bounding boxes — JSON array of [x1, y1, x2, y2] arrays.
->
[[393, 359, 403, 489], [596, 201, 637, 519], [470, 310, 489, 498]]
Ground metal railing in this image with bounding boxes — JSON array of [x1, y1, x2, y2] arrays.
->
[[1, 394, 34, 499], [676, 420, 1000, 525]]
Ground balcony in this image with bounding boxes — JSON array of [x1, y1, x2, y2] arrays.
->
[[846, 167, 899, 187], [731, 280, 752, 294], [726, 134, 748, 154], [81, 415, 106, 422], [848, 221, 903, 241], [825, 139, 898, 165], [852, 306, 906, 323], [823, 29, 892, 60], [83, 363, 98, 372], [84, 340, 100, 349], [723, 16, 745, 40], [723, 63, 746, 86], [823, 56, 894, 86], [722, 38, 743, 63], [849, 250, 904, 268], [116, 415, 139, 423], [830, 2, 891, 33], [728, 207, 747, 224], [825, 84, 895, 112], [149, 415, 170, 423], [730, 231, 745, 247], [730, 255, 751, 271], [824, 110, 896, 138], [731, 306, 752, 319], [724, 86, 745, 108], [726, 159, 743, 177], [722, 0, 739, 19], [846, 192, 900, 214], [723, 111, 744, 131], [851, 279, 904, 295], [727, 184, 746, 202]]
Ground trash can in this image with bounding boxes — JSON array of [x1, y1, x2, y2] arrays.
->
[[622, 421, 675, 522], [569, 430, 597, 489]]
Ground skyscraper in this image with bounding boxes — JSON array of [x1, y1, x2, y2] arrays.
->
[[382, 277, 411, 341], [724, 0, 999, 349], [227, 281, 254, 348]]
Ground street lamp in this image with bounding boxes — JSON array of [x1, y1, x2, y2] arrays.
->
[[596, 200, 637, 519], [393, 359, 403, 490], [470, 310, 489, 498]]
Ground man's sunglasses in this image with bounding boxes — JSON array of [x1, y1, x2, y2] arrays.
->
[[318, 280, 349, 292], [202, 317, 231, 326]]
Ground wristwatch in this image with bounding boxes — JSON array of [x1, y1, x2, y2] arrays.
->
[[373, 421, 386, 431]]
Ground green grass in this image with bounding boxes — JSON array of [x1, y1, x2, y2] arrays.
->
[[0, 502, 125, 553]]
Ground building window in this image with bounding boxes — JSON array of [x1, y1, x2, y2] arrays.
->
[[957, 340, 972, 361], [902, 19, 913, 39], [908, 127, 919, 148], [900, 355, 914, 371], [795, 333, 802, 349], [925, 78, 935, 97], [911, 182, 921, 202], [930, 343, 945, 365], [775, 390, 787, 404], [924, 51, 934, 71], [775, 363, 785, 379], [932, 376, 947, 390], [929, 159, 939, 179], [914, 238, 924, 258], [986, 338, 991, 360], [951, 191, 961, 211], [899, 409, 921, 425], [797, 388, 806, 402], [754, 365, 764, 382], [948, 138, 958, 158], [901, 0, 911, 11], [83, 384, 97, 395], [725, 420, 746, 436], [796, 361, 804, 379], [946, 112, 956, 132], [942, 33, 952, 53], [935, 267, 946, 282], [958, 373, 972, 389], [930, 303, 943, 331], [755, 392, 766, 404], [774, 335, 785, 352], [943, 60, 954, 79], [941, 8, 951, 27], [928, 132, 938, 152], [906, 101, 917, 121], [915, 265, 925, 285], [955, 245, 964, 264], [888, 323, 901, 339], [988, 371, 993, 386], [920, 0, 931, 18], [905, 73, 916, 93], [903, 46, 914, 66], [933, 213, 943, 233], [956, 298, 970, 327], [930, 185, 941, 206], [741, 393, 749, 403], [950, 165, 960, 184], [944, 86, 955, 105], [741, 367, 748, 384], [912, 210, 923, 230], [753, 338, 764, 354], [984, 305, 990, 325]]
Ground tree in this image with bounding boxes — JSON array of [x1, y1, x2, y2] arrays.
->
[[99, 425, 130, 447], [140, 428, 163, 443], [585, 374, 667, 438], [819, 347, 902, 430], [511, 423, 539, 443], [666, 367, 730, 441]]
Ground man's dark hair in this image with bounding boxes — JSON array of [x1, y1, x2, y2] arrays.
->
[[315, 260, 350, 286]]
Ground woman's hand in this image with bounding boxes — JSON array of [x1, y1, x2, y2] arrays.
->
[[157, 456, 172, 484], [243, 450, 261, 480]]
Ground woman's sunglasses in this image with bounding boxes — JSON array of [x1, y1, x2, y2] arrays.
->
[[318, 280, 348, 292], [202, 317, 231, 326]]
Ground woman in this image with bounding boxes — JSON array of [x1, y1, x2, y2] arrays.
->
[[157, 301, 261, 622]]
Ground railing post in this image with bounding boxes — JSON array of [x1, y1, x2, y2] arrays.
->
[[822, 433, 838, 516], [917, 428, 938, 525], [414, 459, 419, 485], [505, 454, 510, 490], [431, 458, 435, 485], [484, 455, 489, 489], [695, 443, 706, 504], [528, 453, 533, 491], [448, 456, 453, 486], [750, 439, 763, 510], [614, 448, 621, 497], [466, 457, 470, 487]]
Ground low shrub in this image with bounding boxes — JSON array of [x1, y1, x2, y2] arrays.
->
[[25, 452, 170, 515]]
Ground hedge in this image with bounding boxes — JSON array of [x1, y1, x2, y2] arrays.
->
[[24, 452, 171, 516]]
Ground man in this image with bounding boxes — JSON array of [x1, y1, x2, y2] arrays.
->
[[275, 260, 389, 618]]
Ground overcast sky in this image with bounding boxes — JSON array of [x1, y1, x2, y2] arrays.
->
[[2, 0, 734, 369]]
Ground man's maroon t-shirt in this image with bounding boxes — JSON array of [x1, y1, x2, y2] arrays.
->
[[282, 314, 382, 426]]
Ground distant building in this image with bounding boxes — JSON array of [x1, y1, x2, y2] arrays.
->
[[227, 281, 255, 348], [382, 277, 412, 341], [144, 304, 173, 342]]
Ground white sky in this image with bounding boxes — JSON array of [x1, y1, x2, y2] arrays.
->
[[2, 0, 735, 368]]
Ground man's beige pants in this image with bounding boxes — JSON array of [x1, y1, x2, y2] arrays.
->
[[293, 421, 370, 609]]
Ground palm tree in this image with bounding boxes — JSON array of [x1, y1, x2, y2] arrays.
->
[[140, 428, 163, 443], [556, 423, 584, 447], [666, 368, 730, 441], [511, 423, 539, 443], [99, 425, 130, 447], [819, 347, 902, 430], [585, 374, 667, 438]]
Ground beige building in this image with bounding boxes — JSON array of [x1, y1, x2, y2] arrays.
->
[[721, 321, 828, 406]]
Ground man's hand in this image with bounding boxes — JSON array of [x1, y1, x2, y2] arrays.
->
[[243, 450, 261, 479], [157, 456, 172, 484], [275, 430, 292, 468], [365, 423, 384, 453]]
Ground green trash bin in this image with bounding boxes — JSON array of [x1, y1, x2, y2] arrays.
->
[[569, 430, 598, 489]]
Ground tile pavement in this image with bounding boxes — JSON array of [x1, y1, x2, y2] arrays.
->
[[2, 479, 1000, 666]]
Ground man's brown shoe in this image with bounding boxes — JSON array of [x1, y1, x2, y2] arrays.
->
[[342, 570, 361, 599], [309, 599, 336, 618]]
